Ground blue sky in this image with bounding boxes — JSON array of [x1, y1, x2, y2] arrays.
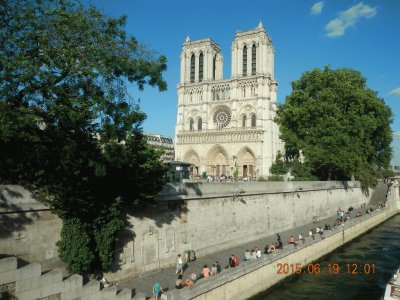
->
[[85, 0, 400, 165]]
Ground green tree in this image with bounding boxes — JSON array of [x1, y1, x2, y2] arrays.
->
[[0, 0, 167, 273], [270, 152, 287, 175], [276, 66, 392, 187]]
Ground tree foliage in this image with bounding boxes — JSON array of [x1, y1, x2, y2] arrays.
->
[[0, 0, 168, 273], [270, 152, 287, 175], [276, 66, 392, 187]]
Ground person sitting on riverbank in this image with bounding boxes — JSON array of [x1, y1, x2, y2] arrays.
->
[[298, 233, 305, 243], [215, 261, 221, 273], [244, 249, 251, 261], [210, 263, 218, 276], [324, 223, 332, 230], [251, 249, 257, 260], [202, 264, 210, 278], [275, 240, 283, 249], [266, 243, 276, 254], [256, 247, 262, 258], [288, 235, 295, 244], [175, 275, 183, 289]]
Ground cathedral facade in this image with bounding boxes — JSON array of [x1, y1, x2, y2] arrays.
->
[[174, 22, 282, 179]]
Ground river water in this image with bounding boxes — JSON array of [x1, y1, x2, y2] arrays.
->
[[250, 214, 400, 300]]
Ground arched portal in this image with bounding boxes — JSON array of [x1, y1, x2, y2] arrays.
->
[[184, 149, 200, 177], [206, 145, 229, 177], [237, 146, 256, 179]]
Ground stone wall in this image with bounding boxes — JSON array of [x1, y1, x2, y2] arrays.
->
[[0, 182, 374, 282], [109, 181, 371, 281], [161, 183, 400, 299], [0, 185, 63, 272]]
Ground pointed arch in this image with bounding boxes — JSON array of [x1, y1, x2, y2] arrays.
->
[[199, 52, 204, 82], [251, 113, 256, 127], [251, 44, 256, 75], [243, 45, 248, 76], [189, 118, 194, 131], [242, 114, 247, 127], [206, 144, 229, 176], [184, 149, 201, 177], [184, 149, 200, 166], [237, 146, 256, 178], [197, 117, 202, 131], [190, 53, 195, 83]]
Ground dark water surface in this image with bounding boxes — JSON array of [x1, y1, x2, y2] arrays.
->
[[250, 214, 400, 300]]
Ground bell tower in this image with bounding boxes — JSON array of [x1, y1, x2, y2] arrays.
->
[[179, 37, 223, 84]]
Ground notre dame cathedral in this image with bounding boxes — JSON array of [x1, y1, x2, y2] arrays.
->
[[174, 22, 282, 179]]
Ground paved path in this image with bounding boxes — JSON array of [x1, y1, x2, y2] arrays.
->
[[118, 183, 387, 298]]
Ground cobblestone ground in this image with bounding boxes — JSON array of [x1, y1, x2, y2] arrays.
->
[[117, 183, 387, 299]]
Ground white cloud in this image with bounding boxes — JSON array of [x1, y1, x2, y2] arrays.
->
[[389, 87, 400, 96], [325, 2, 377, 37], [311, 2, 324, 15]]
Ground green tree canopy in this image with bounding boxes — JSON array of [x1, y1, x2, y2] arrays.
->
[[0, 0, 168, 273], [276, 66, 392, 187]]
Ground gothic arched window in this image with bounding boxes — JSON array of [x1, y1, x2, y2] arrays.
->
[[213, 55, 216, 80], [242, 115, 247, 127], [199, 52, 204, 82], [190, 54, 195, 83], [189, 118, 194, 131], [252, 44, 256, 75], [198, 118, 202, 131], [251, 114, 256, 127], [243, 46, 247, 76]]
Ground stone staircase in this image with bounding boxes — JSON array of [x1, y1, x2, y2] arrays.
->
[[0, 257, 141, 300]]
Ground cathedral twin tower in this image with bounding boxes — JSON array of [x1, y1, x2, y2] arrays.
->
[[175, 22, 282, 179]]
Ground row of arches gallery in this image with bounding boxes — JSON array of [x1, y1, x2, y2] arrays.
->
[[183, 145, 257, 178]]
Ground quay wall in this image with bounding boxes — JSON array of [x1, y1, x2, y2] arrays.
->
[[0, 183, 397, 300], [162, 182, 400, 300], [110, 181, 371, 281], [0, 182, 378, 281]]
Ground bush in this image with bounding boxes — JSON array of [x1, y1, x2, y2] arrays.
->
[[93, 204, 124, 270], [257, 176, 267, 182], [57, 219, 94, 274]]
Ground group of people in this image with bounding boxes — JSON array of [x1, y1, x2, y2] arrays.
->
[[152, 188, 394, 299], [173, 254, 224, 290], [205, 175, 256, 183]]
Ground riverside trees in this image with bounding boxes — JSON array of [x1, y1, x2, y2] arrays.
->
[[0, 0, 167, 273], [276, 66, 393, 187]]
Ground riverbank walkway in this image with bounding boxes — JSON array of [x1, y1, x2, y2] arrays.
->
[[117, 184, 388, 298]]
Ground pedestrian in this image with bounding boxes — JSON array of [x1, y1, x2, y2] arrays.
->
[[152, 282, 163, 299], [175, 254, 183, 275]]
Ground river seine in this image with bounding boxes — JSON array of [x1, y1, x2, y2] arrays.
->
[[250, 214, 400, 300]]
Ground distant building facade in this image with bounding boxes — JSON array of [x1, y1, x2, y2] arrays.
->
[[144, 133, 174, 163], [174, 22, 282, 179]]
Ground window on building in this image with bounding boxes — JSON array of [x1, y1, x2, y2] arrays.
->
[[190, 54, 195, 83], [242, 115, 247, 127], [213, 55, 216, 80], [189, 118, 194, 131], [198, 118, 202, 131], [243, 46, 247, 76], [199, 52, 203, 82], [252, 44, 256, 75], [251, 114, 256, 127]]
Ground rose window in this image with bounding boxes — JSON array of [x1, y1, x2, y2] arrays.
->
[[213, 106, 231, 129]]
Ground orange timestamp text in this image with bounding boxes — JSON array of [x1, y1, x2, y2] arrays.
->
[[275, 263, 375, 275]]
